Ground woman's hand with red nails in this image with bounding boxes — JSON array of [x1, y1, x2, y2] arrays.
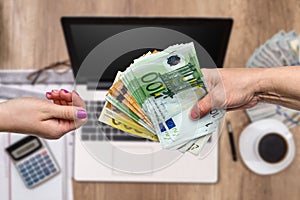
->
[[0, 89, 87, 139]]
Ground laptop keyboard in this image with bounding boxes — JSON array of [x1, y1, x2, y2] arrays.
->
[[81, 100, 148, 142]]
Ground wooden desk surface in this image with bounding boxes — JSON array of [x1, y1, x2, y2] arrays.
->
[[1, 0, 300, 199]]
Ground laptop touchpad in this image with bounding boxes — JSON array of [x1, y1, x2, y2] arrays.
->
[[112, 146, 154, 175]]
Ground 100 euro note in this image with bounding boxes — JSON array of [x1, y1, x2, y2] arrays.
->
[[99, 101, 158, 141], [121, 43, 223, 148]]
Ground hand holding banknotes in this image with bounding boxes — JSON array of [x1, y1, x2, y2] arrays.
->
[[99, 43, 225, 156], [190, 66, 300, 120], [0, 89, 87, 139], [99, 42, 300, 156]]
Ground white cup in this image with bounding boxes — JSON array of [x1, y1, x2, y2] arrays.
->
[[239, 119, 295, 175]]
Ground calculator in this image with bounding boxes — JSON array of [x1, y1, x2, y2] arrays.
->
[[5, 136, 60, 188]]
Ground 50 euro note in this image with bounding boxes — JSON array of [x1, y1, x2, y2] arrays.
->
[[109, 72, 152, 125], [99, 101, 158, 141], [105, 94, 155, 133]]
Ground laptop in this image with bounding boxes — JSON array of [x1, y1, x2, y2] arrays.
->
[[61, 17, 232, 183]]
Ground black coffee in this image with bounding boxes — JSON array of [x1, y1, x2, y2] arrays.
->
[[258, 133, 288, 163]]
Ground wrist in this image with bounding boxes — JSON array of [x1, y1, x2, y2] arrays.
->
[[241, 68, 267, 95], [255, 68, 273, 94], [255, 67, 283, 104]]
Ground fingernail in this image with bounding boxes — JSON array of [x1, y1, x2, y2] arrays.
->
[[190, 109, 200, 120], [46, 92, 51, 95], [62, 89, 69, 93], [73, 90, 80, 96], [52, 89, 59, 93], [77, 109, 87, 119]]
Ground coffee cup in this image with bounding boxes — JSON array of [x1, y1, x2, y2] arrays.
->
[[239, 119, 295, 175]]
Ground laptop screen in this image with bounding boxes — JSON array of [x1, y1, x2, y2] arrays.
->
[[61, 17, 233, 84]]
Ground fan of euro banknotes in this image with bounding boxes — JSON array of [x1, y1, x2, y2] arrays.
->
[[246, 30, 300, 127], [98, 43, 224, 156]]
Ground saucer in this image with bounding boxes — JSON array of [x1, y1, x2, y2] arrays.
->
[[239, 119, 295, 175]]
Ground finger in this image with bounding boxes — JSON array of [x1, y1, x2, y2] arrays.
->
[[49, 104, 87, 121], [55, 118, 86, 137], [71, 91, 86, 109], [59, 90, 70, 105], [60, 100, 68, 105], [46, 92, 53, 100], [59, 89, 72, 102], [51, 89, 60, 100], [48, 120, 76, 139], [53, 100, 61, 105], [190, 94, 212, 120], [60, 120, 76, 134]]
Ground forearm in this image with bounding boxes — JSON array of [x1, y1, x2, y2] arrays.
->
[[257, 66, 300, 110], [0, 100, 13, 132]]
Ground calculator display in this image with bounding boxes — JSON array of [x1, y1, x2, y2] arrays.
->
[[6, 136, 42, 161], [12, 139, 40, 159]]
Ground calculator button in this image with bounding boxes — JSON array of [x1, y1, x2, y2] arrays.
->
[[35, 154, 41, 159], [51, 168, 57, 173], [43, 168, 50, 176], [20, 168, 27, 173], [38, 158, 43, 162], [31, 174, 37, 179], [26, 166, 32, 170], [27, 181, 33, 186], [23, 172, 29, 177], [32, 162, 38, 166], [30, 157, 35, 162], [34, 166, 40, 171], [33, 178, 39, 183], [24, 161, 30, 165], [25, 177, 31, 182], [18, 164, 24, 169], [39, 175, 45, 179], [48, 164, 54, 168], [37, 170, 43, 175], [41, 150, 47, 156], [28, 169, 34, 174], [46, 159, 52, 164]]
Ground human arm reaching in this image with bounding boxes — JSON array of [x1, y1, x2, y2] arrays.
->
[[190, 66, 300, 120], [0, 89, 87, 139]]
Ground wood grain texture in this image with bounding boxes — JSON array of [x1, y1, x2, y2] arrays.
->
[[1, 0, 300, 199]]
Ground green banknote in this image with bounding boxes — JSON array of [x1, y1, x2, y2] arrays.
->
[[121, 43, 221, 147]]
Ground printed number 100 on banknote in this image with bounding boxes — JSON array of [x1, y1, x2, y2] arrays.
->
[[122, 43, 210, 144]]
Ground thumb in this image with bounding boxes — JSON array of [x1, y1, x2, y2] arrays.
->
[[50, 104, 87, 120], [190, 94, 212, 120]]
